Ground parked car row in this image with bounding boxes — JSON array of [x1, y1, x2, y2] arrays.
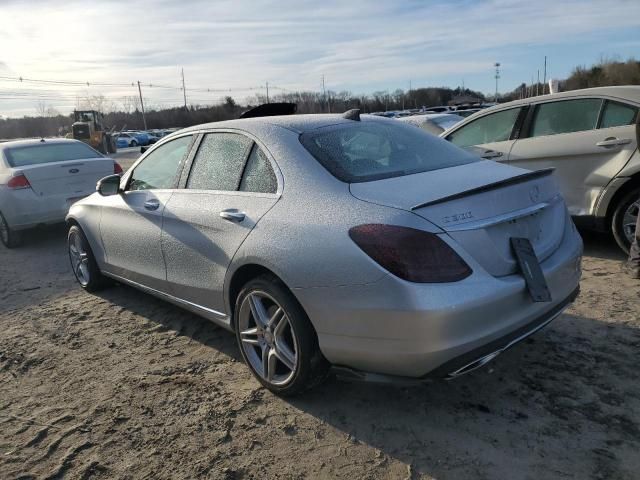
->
[[115, 129, 177, 149]]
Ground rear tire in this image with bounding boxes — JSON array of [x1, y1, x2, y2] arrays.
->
[[0, 211, 22, 248], [234, 274, 329, 396], [68, 225, 109, 292], [611, 187, 640, 255]]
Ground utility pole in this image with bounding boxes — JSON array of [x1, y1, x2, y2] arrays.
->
[[137, 81, 147, 130], [181, 68, 187, 110], [494, 62, 501, 103], [266, 81, 270, 103], [543, 56, 547, 94], [536, 70, 540, 96]]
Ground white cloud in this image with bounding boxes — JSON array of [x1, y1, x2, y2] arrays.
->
[[0, 0, 639, 115]]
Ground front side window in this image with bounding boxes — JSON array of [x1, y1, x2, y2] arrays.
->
[[447, 108, 521, 148], [600, 101, 638, 129], [530, 98, 602, 137], [239, 144, 277, 194], [187, 133, 252, 191], [301, 121, 478, 183], [4, 142, 103, 167], [129, 135, 193, 191]]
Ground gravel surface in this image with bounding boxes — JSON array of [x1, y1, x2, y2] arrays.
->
[[1, 229, 639, 480]]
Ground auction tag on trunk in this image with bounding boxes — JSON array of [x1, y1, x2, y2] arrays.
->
[[511, 237, 552, 302]]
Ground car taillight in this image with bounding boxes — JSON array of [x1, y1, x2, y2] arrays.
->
[[7, 174, 31, 190], [349, 224, 472, 283], [114, 162, 123, 175]]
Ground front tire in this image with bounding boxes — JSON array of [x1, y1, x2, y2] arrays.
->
[[131, 140, 138, 147], [612, 187, 640, 254], [0, 211, 22, 248], [234, 274, 329, 396], [68, 225, 109, 292]]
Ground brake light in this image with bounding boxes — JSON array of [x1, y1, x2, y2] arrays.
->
[[7, 174, 31, 190], [114, 162, 123, 175], [349, 224, 472, 283]]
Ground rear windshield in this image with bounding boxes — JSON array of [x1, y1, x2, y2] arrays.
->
[[300, 121, 478, 183], [4, 142, 103, 167]]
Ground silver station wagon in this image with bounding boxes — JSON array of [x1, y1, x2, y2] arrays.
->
[[67, 112, 582, 395]]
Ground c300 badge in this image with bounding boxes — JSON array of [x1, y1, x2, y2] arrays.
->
[[442, 211, 473, 223]]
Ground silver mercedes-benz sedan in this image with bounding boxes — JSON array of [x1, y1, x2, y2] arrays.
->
[[66, 111, 582, 395]]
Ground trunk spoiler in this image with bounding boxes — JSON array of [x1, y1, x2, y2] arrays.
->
[[411, 168, 555, 210]]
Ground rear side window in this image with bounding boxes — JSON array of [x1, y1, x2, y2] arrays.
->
[[239, 145, 277, 194], [600, 101, 638, 129], [530, 99, 602, 137], [448, 108, 521, 148], [187, 133, 252, 191], [4, 142, 102, 167], [129, 135, 193, 191], [301, 121, 478, 183]]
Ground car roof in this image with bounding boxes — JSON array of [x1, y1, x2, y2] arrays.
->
[[0, 138, 83, 151], [489, 86, 640, 111], [178, 113, 392, 136]]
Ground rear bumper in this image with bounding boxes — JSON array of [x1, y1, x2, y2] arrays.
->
[[1, 189, 85, 230], [430, 286, 579, 379], [294, 222, 582, 378]]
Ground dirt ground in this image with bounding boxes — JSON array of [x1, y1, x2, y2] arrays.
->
[[1, 226, 639, 480]]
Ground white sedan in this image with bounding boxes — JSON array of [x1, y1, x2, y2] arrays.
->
[[0, 138, 122, 248]]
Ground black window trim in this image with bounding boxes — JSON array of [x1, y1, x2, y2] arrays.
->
[[177, 128, 282, 196], [124, 132, 197, 192]]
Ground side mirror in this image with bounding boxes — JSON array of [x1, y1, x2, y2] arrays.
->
[[140, 146, 149, 154], [97, 174, 122, 196]]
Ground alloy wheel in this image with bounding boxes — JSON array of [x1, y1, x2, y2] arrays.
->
[[69, 231, 91, 286], [622, 199, 639, 246], [238, 291, 299, 386]]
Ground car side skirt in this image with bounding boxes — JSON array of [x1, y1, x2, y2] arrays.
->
[[102, 271, 232, 330]]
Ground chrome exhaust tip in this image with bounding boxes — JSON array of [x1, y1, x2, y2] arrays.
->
[[445, 349, 503, 380]]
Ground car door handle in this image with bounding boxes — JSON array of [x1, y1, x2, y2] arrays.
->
[[143, 200, 160, 211], [596, 137, 632, 147], [481, 150, 503, 159], [219, 210, 246, 223]]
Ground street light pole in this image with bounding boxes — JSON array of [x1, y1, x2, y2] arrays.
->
[[494, 62, 501, 103]]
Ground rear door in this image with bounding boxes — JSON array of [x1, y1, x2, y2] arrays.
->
[[444, 106, 525, 161], [162, 132, 280, 316], [508, 97, 639, 216], [100, 134, 195, 289]]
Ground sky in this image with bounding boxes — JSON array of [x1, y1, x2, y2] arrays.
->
[[1, 0, 639, 117]]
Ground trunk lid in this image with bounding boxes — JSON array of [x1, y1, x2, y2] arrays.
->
[[20, 157, 114, 198], [350, 161, 567, 277]]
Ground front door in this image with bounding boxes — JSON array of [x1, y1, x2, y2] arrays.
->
[[445, 106, 525, 162], [100, 134, 194, 289], [162, 133, 280, 316]]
